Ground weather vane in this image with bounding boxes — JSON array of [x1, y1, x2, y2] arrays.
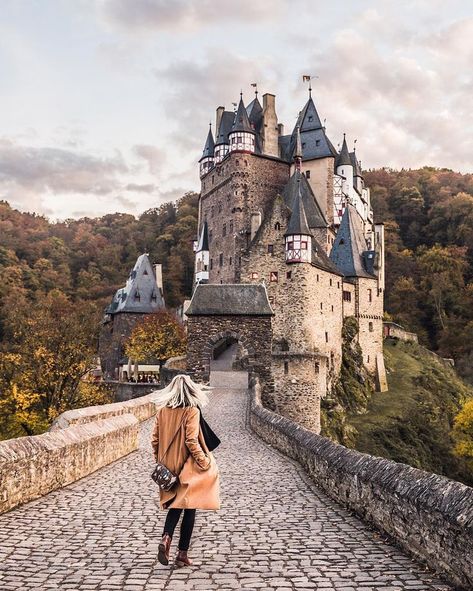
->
[[251, 82, 258, 97], [302, 74, 319, 97]]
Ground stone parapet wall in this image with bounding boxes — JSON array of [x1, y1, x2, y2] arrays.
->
[[249, 377, 473, 590], [49, 389, 160, 430], [0, 415, 138, 514], [383, 321, 419, 343]]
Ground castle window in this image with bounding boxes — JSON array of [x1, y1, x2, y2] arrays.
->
[[219, 253, 223, 266], [284, 361, 289, 375], [301, 241, 307, 249], [308, 115, 313, 122], [229, 257, 232, 265], [339, 238, 345, 245], [143, 269, 148, 275], [343, 290, 351, 302], [367, 355, 370, 363], [305, 170, 311, 179], [211, 206, 214, 217], [330, 278, 332, 286], [275, 222, 281, 231], [314, 361, 319, 374], [316, 140, 320, 146], [210, 259, 213, 270], [134, 291, 141, 301], [212, 175, 214, 185], [151, 292, 157, 302], [337, 281, 340, 289], [251, 272, 258, 279], [331, 305, 334, 311], [223, 223, 226, 237], [317, 274, 319, 282], [218, 202, 222, 213], [229, 220, 233, 233], [209, 230, 213, 242], [369, 322, 374, 332], [270, 271, 278, 282], [286, 271, 292, 280], [302, 142, 306, 149], [268, 244, 274, 255], [320, 302, 323, 310], [368, 288, 372, 302], [325, 332, 329, 343]]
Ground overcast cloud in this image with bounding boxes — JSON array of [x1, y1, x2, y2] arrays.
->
[[0, 0, 472, 219]]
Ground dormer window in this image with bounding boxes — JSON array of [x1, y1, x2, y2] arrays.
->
[[143, 269, 148, 275], [134, 291, 141, 301], [151, 292, 157, 302], [308, 115, 313, 122]]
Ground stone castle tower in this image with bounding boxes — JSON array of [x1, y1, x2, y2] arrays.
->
[[191, 88, 385, 432]]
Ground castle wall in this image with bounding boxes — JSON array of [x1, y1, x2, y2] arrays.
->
[[356, 277, 384, 372], [99, 312, 145, 380], [342, 281, 356, 317], [200, 152, 289, 283]]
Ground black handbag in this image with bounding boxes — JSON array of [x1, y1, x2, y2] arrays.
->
[[151, 413, 186, 491], [199, 412, 221, 452]]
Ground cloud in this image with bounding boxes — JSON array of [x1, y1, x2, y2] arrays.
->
[[101, 0, 284, 32], [133, 144, 166, 176], [125, 182, 157, 193], [0, 138, 128, 195]]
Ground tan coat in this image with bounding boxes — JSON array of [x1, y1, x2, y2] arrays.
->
[[151, 406, 220, 511]]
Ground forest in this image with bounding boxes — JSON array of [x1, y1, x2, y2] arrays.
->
[[1, 167, 473, 442]]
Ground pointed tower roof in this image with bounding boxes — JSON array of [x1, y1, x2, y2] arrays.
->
[[285, 181, 311, 236], [282, 170, 327, 229], [330, 204, 375, 278], [200, 125, 215, 161], [247, 96, 263, 130], [336, 135, 352, 167], [231, 95, 254, 134], [106, 254, 165, 314], [196, 221, 209, 252], [350, 151, 363, 177], [215, 111, 235, 145]]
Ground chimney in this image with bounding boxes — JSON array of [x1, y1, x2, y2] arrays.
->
[[155, 264, 163, 296], [216, 106, 225, 135], [262, 93, 279, 157]]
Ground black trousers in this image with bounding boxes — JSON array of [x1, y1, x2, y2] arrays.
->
[[163, 508, 196, 551]]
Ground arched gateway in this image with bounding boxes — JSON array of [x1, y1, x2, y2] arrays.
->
[[186, 284, 273, 389]]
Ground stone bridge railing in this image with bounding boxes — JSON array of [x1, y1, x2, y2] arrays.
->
[[0, 389, 161, 515], [249, 377, 473, 590]]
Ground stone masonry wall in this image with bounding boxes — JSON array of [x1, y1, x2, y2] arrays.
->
[[249, 377, 473, 590], [99, 312, 146, 380], [356, 276, 384, 372], [0, 415, 138, 514], [186, 315, 273, 404], [200, 151, 289, 283]]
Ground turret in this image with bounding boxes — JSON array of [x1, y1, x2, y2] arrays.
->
[[194, 221, 210, 284], [336, 134, 354, 200], [285, 181, 312, 263], [228, 94, 256, 154], [293, 126, 302, 171], [199, 124, 215, 178]]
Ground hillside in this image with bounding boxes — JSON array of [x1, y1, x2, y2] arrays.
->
[[349, 339, 473, 486]]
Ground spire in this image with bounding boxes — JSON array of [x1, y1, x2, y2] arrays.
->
[[294, 125, 302, 170], [285, 180, 311, 236], [231, 95, 254, 134], [336, 134, 352, 167], [200, 124, 215, 161]]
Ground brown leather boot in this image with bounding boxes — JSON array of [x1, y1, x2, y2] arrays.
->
[[158, 533, 172, 566], [174, 549, 192, 568]]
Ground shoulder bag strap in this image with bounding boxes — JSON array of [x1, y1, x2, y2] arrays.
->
[[158, 410, 187, 463]]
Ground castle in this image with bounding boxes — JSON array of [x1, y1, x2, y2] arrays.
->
[[189, 88, 386, 432]]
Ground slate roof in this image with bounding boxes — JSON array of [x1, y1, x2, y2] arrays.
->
[[215, 111, 235, 145], [231, 96, 254, 134], [350, 151, 363, 177], [329, 204, 375, 278], [336, 136, 351, 167], [285, 181, 311, 236], [106, 254, 165, 314], [310, 236, 344, 276], [282, 170, 327, 229], [196, 221, 209, 252], [186, 284, 274, 316], [279, 97, 337, 162], [247, 97, 263, 134], [200, 126, 215, 160]]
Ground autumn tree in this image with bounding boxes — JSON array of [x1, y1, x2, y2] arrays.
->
[[452, 398, 473, 474], [124, 309, 187, 368]]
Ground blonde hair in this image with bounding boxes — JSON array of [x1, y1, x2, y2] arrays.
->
[[154, 374, 211, 409]]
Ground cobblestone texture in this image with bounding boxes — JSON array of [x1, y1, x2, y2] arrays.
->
[[0, 371, 453, 591]]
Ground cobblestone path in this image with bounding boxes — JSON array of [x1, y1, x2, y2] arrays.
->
[[0, 371, 453, 591]]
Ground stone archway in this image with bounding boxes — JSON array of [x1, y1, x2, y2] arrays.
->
[[185, 284, 273, 388]]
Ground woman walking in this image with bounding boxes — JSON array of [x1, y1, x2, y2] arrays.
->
[[151, 374, 220, 568]]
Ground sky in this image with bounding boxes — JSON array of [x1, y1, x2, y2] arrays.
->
[[0, 0, 472, 220]]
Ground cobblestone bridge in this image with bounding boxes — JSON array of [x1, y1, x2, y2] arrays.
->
[[0, 371, 452, 591]]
